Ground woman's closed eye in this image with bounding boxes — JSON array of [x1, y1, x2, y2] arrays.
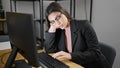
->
[[49, 13, 62, 24]]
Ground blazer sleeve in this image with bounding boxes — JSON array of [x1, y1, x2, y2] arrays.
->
[[71, 20, 100, 65], [45, 32, 58, 53]]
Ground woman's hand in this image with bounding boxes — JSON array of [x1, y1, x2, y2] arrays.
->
[[52, 51, 72, 60], [48, 24, 57, 32], [48, 21, 61, 32]]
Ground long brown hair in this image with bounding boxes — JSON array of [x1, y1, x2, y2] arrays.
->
[[45, 2, 72, 27]]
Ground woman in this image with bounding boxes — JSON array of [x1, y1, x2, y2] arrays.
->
[[45, 2, 107, 68]]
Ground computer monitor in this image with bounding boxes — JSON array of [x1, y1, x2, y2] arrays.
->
[[5, 12, 41, 67]]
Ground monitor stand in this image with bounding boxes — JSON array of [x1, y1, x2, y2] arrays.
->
[[4, 46, 32, 68]]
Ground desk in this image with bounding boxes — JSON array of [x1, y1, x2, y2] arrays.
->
[[0, 49, 84, 68]]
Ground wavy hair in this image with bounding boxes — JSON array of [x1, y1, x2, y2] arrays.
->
[[45, 2, 72, 27]]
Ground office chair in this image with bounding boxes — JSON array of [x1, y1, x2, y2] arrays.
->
[[99, 42, 116, 68]]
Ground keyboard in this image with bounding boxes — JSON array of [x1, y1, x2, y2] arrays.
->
[[38, 53, 69, 68]]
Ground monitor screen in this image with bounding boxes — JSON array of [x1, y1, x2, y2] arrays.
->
[[6, 12, 41, 67]]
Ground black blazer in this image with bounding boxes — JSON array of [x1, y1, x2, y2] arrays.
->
[[45, 20, 103, 68]]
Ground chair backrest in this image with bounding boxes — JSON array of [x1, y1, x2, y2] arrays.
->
[[99, 42, 116, 68]]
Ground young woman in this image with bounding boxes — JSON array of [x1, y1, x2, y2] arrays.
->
[[45, 2, 108, 68]]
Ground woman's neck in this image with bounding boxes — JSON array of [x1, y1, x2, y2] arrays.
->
[[65, 25, 70, 32], [65, 21, 70, 29]]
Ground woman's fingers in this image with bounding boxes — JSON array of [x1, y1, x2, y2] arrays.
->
[[52, 51, 71, 60]]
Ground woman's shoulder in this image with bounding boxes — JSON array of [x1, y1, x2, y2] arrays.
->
[[71, 19, 91, 27]]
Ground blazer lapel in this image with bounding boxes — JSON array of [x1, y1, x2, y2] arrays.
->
[[70, 20, 78, 48]]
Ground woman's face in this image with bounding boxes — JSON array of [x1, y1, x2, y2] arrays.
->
[[48, 12, 69, 29]]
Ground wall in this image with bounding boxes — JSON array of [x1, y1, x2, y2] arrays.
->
[[92, 0, 120, 68], [2, 0, 89, 39]]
